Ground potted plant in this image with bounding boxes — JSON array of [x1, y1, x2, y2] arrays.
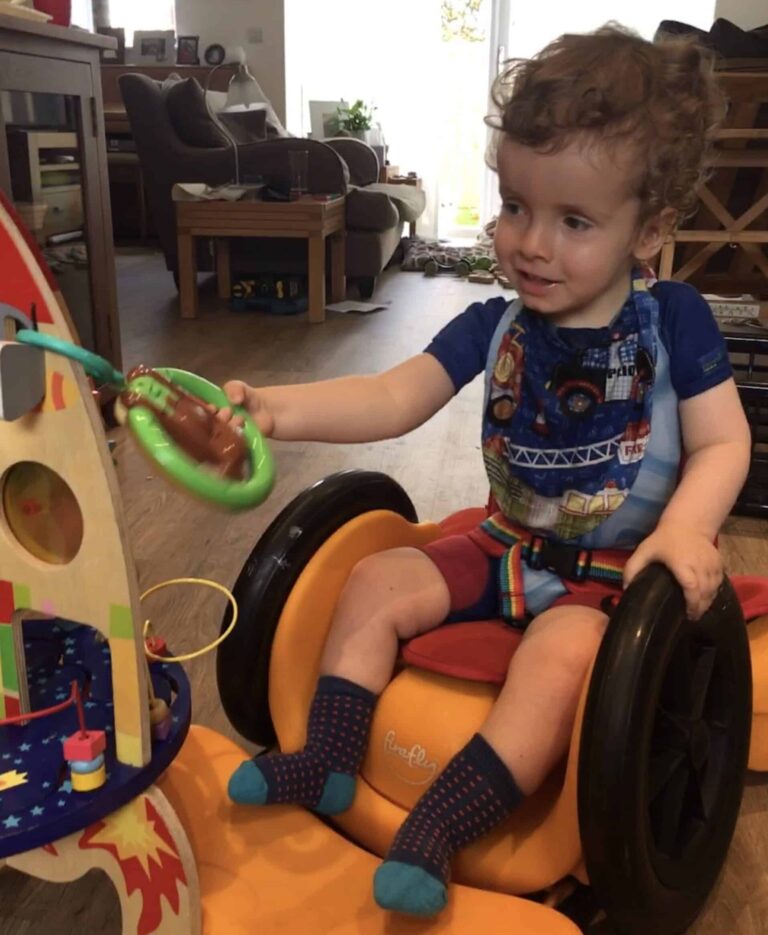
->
[[333, 100, 377, 143]]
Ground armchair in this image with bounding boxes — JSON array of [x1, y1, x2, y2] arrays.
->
[[119, 75, 420, 297]]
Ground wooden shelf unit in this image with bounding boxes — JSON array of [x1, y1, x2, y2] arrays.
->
[[8, 129, 83, 238]]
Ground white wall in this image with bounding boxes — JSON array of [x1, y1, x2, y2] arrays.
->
[[175, 0, 286, 122], [715, 0, 767, 29]]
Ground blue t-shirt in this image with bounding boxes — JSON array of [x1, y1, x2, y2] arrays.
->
[[425, 281, 732, 401]]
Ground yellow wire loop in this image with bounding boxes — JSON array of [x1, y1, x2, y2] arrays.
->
[[140, 577, 238, 663]]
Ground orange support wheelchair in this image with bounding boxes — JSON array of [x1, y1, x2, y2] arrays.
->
[[214, 470, 768, 934]]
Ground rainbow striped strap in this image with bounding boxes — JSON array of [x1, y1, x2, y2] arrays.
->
[[500, 542, 526, 621], [479, 513, 628, 588], [584, 551, 627, 585]]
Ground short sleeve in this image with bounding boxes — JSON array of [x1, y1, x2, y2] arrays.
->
[[423, 296, 509, 392], [656, 282, 732, 400]]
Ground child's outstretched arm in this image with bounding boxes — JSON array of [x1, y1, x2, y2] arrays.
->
[[623, 378, 751, 620], [221, 353, 456, 443]]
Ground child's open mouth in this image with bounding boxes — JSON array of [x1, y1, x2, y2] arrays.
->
[[516, 269, 559, 293]]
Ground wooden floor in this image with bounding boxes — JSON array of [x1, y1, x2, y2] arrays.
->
[[0, 250, 766, 933]]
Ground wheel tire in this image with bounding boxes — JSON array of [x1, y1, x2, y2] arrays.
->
[[579, 563, 751, 934], [454, 259, 471, 277], [216, 470, 418, 746]]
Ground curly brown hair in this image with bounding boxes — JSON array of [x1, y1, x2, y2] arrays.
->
[[488, 24, 726, 221]]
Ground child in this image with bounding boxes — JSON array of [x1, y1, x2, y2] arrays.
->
[[220, 25, 751, 918]]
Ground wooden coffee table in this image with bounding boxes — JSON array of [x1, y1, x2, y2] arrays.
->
[[175, 195, 346, 322]]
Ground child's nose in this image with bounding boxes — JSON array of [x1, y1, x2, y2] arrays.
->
[[519, 222, 553, 262]]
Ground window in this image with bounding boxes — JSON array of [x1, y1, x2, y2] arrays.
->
[[70, 0, 93, 30], [108, 0, 175, 47]]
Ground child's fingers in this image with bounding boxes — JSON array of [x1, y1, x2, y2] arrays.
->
[[222, 380, 247, 406]]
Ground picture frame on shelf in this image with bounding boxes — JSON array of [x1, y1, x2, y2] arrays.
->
[[97, 27, 125, 64], [176, 36, 200, 66], [133, 30, 176, 65], [308, 100, 347, 140]]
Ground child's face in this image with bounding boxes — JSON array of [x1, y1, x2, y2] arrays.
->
[[494, 136, 664, 327]]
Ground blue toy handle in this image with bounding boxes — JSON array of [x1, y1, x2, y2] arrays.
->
[[15, 329, 126, 387]]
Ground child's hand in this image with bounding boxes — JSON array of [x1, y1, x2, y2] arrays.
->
[[623, 525, 723, 621], [217, 380, 275, 437]]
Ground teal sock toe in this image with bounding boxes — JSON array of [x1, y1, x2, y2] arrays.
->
[[314, 771, 356, 815], [373, 861, 448, 917], [227, 759, 269, 805]]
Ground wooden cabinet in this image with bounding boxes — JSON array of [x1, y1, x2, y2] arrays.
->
[[0, 13, 121, 368]]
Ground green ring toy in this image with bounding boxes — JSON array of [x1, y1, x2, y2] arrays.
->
[[15, 330, 275, 511], [127, 368, 274, 511]]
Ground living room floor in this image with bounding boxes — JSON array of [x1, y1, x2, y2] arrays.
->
[[0, 249, 766, 933]]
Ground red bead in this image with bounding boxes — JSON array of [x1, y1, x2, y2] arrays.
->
[[62, 729, 106, 762]]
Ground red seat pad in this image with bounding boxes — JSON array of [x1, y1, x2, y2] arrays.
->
[[402, 621, 523, 685], [733, 576, 768, 621]]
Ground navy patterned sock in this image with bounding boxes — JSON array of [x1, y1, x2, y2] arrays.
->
[[228, 674, 376, 815], [374, 733, 523, 916]]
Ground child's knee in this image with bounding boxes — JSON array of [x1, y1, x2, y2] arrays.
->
[[344, 549, 411, 602], [337, 547, 447, 639], [522, 612, 607, 679]]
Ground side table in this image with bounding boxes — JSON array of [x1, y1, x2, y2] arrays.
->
[[175, 195, 346, 322]]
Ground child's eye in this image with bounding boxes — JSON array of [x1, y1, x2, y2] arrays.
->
[[502, 201, 522, 216], [564, 215, 591, 231]]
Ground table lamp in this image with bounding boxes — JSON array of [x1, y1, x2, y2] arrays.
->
[[205, 47, 264, 186]]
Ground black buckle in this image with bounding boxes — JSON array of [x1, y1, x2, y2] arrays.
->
[[528, 537, 590, 582]]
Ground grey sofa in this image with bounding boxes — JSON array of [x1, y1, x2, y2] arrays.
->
[[119, 74, 421, 297]]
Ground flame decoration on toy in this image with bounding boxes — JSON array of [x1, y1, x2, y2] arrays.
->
[[78, 796, 188, 935]]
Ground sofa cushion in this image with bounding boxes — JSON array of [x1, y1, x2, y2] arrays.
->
[[206, 88, 289, 139], [218, 107, 268, 144], [165, 78, 229, 149], [345, 188, 399, 232]]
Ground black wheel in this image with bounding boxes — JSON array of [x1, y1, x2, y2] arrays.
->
[[216, 470, 417, 746], [579, 564, 751, 934], [358, 276, 376, 298]]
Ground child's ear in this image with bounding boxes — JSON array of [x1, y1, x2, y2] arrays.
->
[[634, 208, 678, 261]]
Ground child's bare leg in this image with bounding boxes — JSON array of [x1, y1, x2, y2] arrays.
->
[[375, 604, 608, 916], [319, 547, 452, 692], [481, 604, 608, 792], [229, 547, 450, 811]]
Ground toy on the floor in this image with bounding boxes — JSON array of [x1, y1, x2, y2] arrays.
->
[[423, 254, 494, 278], [230, 273, 308, 315]]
